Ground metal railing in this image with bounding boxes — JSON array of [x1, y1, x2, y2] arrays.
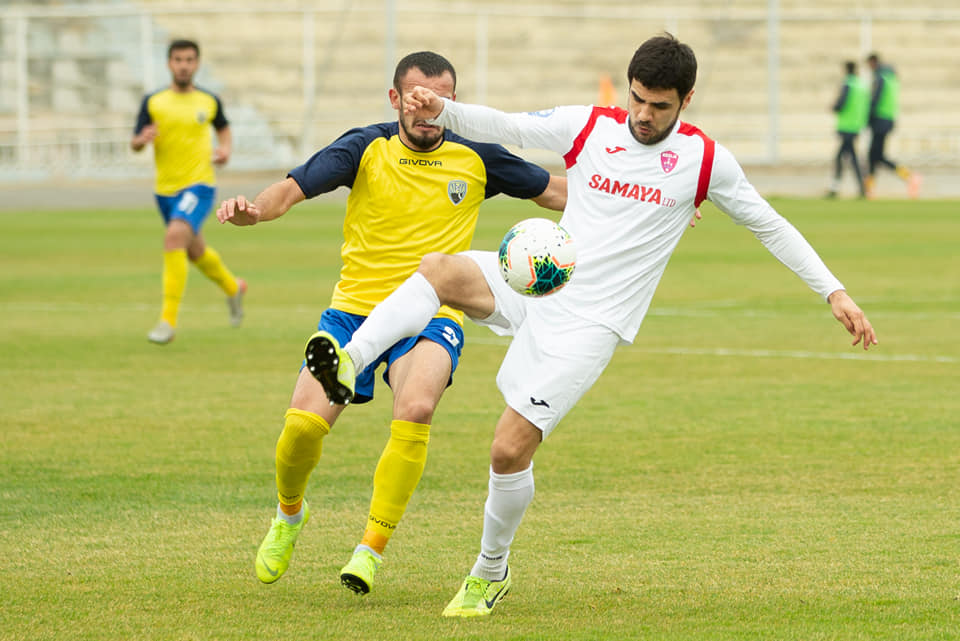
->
[[2, 1, 959, 180]]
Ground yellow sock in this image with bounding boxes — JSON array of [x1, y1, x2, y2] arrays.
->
[[895, 165, 912, 181], [161, 249, 189, 326], [275, 408, 330, 508], [361, 420, 430, 554], [193, 246, 239, 296]]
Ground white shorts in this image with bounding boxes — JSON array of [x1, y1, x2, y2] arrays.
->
[[461, 250, 619, 437]]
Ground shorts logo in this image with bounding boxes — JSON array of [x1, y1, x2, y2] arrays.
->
[[442, 325, 460, 347], [176, 190, 199, 215], [660, 150, 678, 173], [530, 397, 550, 408], [447, 180, 468, 205]]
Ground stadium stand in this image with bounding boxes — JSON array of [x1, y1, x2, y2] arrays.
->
[[1, 0, 959, 190]]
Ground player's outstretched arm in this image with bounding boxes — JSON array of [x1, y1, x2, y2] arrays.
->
[[827, 289, 879, 350], [531, 175, 567, 212], [217, 177, 305, 226], [216, 194, 260, 226], [403, 86, 445, 119]]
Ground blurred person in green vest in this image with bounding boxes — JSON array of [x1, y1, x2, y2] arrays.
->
[[865, 53, 921, 199], [827, 61, 868, 199]]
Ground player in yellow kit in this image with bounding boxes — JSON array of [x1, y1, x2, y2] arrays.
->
[[132, 39, 245, 344], [216, 51, 565, 595]]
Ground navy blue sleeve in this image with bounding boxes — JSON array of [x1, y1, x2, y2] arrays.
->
[[832, 84, 849, 113], [287, 123, 394, 198], [196, 88, 229, 130], [870, 73, 884, 116], [134, 95, 152, 134], [452, 135, 550, 200], [212, 94, 228, 130]]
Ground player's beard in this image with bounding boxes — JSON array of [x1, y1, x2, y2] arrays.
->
[[629, 111, 680, 145], [400, 118, 444, 151], [173, 74, 193, 91]]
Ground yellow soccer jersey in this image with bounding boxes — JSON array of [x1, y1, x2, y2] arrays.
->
[[134, 87, 228, 195], [288, 122, 549, 324]]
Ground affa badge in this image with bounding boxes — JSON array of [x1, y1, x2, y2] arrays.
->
[[447, 180, 468, 205]]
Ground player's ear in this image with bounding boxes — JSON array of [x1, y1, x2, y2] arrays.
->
[[451, 91, 456, 103], [680, 89, 694, 111], [388, 87, 401, 111]]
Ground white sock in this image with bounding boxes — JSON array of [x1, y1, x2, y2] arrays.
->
[[354, 544, 383, 560], [345, 272, 441, 373], [276, 503, 304, 525], [470, 464, 535, 581]]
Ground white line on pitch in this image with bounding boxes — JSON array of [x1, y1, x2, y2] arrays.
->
[[631, 346, 957, 364], [2, 301, 958, 322], [465, 336, 956, 364], [1, 303, 956, 364]]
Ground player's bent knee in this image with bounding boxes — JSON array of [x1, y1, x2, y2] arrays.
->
[[489, 439, 533, 474], [417, 252, 451, 284], [419, 252, 489, 313]]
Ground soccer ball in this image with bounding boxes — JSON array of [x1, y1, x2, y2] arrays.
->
[[498, 217, 576, 297]]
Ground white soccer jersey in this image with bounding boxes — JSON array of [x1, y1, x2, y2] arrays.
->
[[434, 100, 845, 341]]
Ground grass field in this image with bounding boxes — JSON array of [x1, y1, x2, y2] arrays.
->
[[1, 196, 958, 641]]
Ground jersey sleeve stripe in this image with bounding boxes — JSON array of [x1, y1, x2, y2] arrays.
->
[[563, 106, 627, 169], [679, 122, 715, 207]]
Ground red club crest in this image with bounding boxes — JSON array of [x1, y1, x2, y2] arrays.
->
[[660, 150, 678, 173]]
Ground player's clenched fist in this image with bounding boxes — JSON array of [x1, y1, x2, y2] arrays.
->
[[403, 86, 445, 118]]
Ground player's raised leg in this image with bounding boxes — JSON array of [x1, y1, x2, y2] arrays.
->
[[302, 266, 447, 405], [341, 253, 494, 377], [304, 331, 356, 405]]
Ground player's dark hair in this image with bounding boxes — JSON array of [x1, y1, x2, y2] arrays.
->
[[845, 61, 857, 75], [394, 51, 457, 91], [867, 53, 879, 65], [627, 34, 697, 100], [168, 39, 200, 59]]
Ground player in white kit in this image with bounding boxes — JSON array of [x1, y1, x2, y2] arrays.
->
[[307, 34, 879, 617]]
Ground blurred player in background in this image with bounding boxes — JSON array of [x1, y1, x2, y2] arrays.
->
[[827, 60, 868, 199], [131, 39, 245, 344], [313, 34, 879, 617], [864, 52, 921, 199], [216, 51, 565, 595]]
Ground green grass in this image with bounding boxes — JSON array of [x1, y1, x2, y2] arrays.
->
[[1, 196, 958, 640]]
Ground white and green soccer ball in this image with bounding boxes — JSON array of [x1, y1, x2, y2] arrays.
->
[[498, 217, 577, 297]]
